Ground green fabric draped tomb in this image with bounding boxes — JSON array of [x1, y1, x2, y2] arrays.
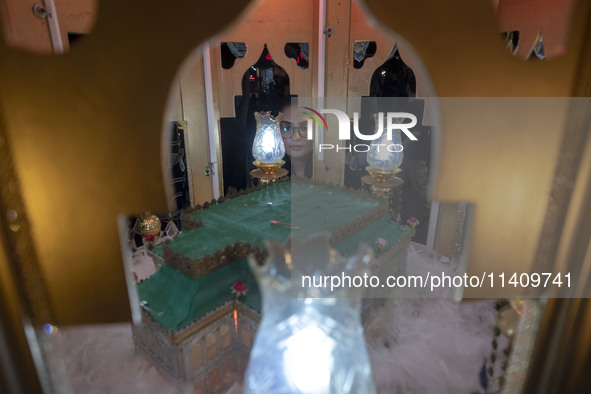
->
[[140, 180, 411, 331]]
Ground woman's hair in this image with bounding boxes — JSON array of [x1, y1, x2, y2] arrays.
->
[[273, 95, 294, 117]]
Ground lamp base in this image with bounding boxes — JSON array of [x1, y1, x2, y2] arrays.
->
[[364, 167, 401, 183], [250, 160, 288, 182]]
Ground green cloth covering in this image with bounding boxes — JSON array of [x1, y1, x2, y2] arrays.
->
[[152, 181, 385, 258], [137, 260, 259, 331], [143, 180, 412, 331]]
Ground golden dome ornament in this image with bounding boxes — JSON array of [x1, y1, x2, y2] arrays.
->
[[136, 212, 162, 246]]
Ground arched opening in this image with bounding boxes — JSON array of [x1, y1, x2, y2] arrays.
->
[[220, 42, 247, 69]]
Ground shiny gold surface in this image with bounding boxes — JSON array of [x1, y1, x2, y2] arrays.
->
[[250, 160, 289, 181], [135, 212, 161, 237], [363, 166, 402, 184], [361, 168, 404, 217], [0, 0, 252, 324]]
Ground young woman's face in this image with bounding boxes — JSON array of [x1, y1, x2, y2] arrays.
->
[[280, 106, 314, 159]]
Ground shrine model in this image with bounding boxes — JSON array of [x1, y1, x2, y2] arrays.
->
[[132, 178, 413, 392]]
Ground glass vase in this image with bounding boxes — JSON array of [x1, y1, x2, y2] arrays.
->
[[367, 114, 404, 171], [252, 111, 285, 164], [244, 235, 376, 394]]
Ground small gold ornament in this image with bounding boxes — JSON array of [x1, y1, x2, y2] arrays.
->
[[136, 212, 162, 238]]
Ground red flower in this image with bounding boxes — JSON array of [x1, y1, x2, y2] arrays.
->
[[145, 235, 155, 242], [233, 282, 247, 292], [231, 281, 248, 299]]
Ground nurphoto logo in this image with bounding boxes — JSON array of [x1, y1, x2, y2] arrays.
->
[[300, 107, 418, 153]]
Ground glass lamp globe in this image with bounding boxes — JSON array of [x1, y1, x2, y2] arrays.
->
[[244, 235, 376, 394], [252, 111, 285, 164], [366, 114, 403, 171]]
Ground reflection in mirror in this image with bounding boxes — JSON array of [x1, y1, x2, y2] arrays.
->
[[67, 33, 88, 50], [284, 42, 309, 69], [345, 46, 432, 245], [220, 42, 247, 69], [369, 46, 415, 97], [166, 121, 191, 212], [495, 0, 575, 60], [531, 33, 545, 60], [353, 40, 377, 69], [0, 0, 97, 55], [502, 30, 520, 55], [221, 45, 291, 195], [502, 30, 546, 60]]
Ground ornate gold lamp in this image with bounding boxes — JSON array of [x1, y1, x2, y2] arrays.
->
[[250, 111, 288, 183], [361, 115, 405, 220]]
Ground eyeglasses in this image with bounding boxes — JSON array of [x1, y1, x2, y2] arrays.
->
[[280, 121, 308, 139]]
